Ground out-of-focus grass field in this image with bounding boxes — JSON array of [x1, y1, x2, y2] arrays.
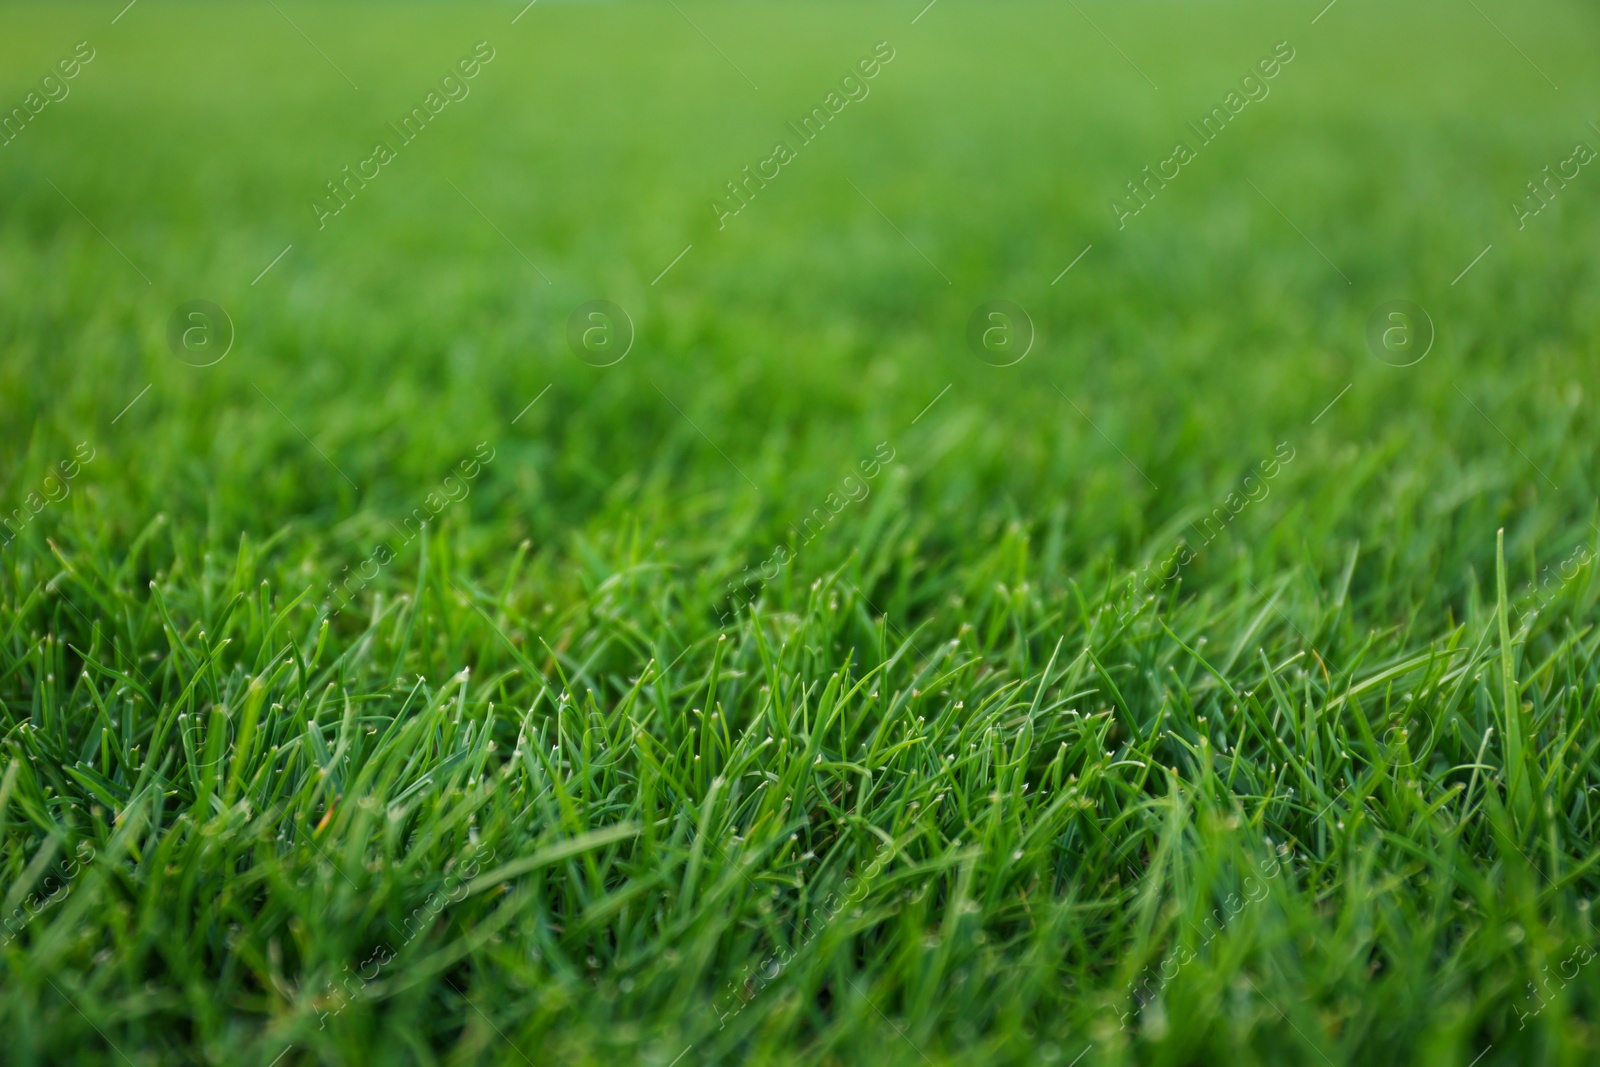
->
[[2, 1, 1598, 1064]]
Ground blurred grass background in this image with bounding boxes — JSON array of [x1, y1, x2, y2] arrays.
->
[[2, 3, 1594, 608]]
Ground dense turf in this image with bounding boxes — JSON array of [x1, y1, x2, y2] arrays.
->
[[3, 1, 1599, 1064]]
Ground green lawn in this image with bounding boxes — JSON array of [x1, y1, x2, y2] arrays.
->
[[2, 1, 1599, 1064]]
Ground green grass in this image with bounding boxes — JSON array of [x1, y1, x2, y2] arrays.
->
[[3, 1, 1600, 1064]]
